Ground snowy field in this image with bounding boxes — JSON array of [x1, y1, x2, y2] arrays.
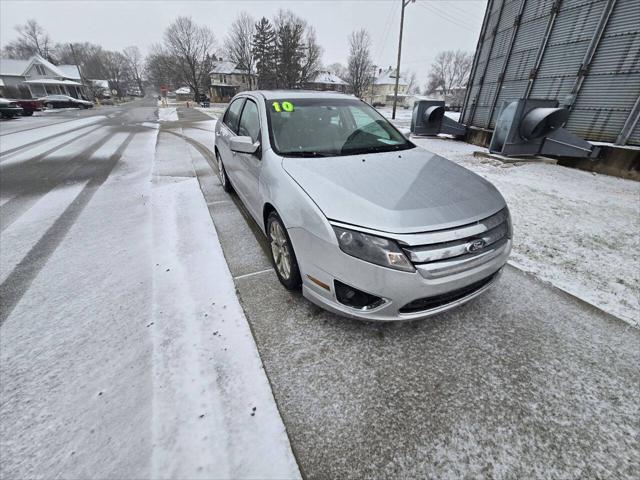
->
[[409, 136, 640, 327]]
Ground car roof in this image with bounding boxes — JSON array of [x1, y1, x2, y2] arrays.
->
[[249, 90, 356, 101]]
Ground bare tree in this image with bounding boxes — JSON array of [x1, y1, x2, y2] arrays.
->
[[2, 20, 55, 61], [224, 12, 256, 78], [102, 51, 129, 97], [424, 50, 472, 100], [346, 29, 373, 99], [55, 42, 107, 80], [405, 71, 420, 95], [161, 17, 217, 99], [300, 26, 323, 84], [124, 46, 145, 95], [326, 62, 348, 80]]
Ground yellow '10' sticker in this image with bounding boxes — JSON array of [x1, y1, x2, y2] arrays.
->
[[272, 101, 294, 112]]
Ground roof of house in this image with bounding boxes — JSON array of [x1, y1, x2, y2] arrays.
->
[[57, 64, 82, 80], [375, 68, 407, 86], [210, 61, 251, 75], [308, 71, 348, 85], [0, 55, 82, 80], [0, 58, 30, 76]]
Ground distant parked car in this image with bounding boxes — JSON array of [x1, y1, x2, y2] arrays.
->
[[0, 98, 23, 118], [14, 99, 43, 116], [39, 95, 94, 109]]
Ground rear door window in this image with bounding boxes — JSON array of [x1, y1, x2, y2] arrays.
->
[[223, 98, 245, 133]]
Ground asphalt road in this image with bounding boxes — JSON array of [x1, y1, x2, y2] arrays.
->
[[182, 108, 640, 479], [1, 102, 638, 479]]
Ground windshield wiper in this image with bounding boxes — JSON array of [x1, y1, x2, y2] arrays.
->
[[282, 151, 331, 158]]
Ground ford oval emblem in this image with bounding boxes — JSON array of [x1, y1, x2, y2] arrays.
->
[[466, 239, 486, 253]]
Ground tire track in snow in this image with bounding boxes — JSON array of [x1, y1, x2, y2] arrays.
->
[[0, 119, 105, 159], [0, 126, 112, 232], [0, 132, 135, 326]]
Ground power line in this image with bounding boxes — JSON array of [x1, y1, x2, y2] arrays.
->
[[415, 1, 478, 30]]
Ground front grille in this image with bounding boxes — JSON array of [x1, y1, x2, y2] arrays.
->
[[399, 271, 499, 314], [400, 208, 511, 278]]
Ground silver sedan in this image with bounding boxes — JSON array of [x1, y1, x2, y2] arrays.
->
[[214, 91, 511, 321]]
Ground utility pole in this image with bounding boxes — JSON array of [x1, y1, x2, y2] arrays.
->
[[370, 64, 377, 104], [69, 43, 88, 99], [392, 0, 414, 119]]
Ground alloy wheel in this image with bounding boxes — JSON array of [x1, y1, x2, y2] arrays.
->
[[270, 221, 291, 280]]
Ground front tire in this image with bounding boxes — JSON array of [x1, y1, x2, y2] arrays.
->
[[216, 151, 233, 193], [267, 212, 302, 290]]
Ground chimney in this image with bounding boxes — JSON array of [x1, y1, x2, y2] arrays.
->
[[378, 68, 382, 74]]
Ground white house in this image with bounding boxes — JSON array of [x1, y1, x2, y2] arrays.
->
[[0, 55, 87, 99], [368, 67, 408, 107], [304, 71, 348, 93], [209, 60, 255, 102]]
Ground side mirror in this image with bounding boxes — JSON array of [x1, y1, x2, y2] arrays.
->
[[230, 136, 260, 154]]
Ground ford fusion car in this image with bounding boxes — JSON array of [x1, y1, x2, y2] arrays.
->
[[214, 91, 511, 321]]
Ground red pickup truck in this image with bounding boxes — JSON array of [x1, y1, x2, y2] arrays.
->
[[14, 99, 44, 116]]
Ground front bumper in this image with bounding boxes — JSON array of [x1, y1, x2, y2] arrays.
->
[[289, 227, 511, 322]]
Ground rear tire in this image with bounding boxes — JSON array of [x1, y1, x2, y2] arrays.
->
[[216, 151, 233, 193], [267, 212, 302, 290]]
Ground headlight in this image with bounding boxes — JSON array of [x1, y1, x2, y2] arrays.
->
[[333, 226, 414, 272]]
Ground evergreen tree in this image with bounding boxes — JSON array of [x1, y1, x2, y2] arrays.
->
[[252, 17, 277, 89], [274, 10, 306, 89]]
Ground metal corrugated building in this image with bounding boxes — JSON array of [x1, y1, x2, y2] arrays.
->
[[461, 0, 640, 146]]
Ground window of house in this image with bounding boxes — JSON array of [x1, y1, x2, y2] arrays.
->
[[237, 100, 260, 143], [219, 74, 223, 82], [223, 97, 245, 132]]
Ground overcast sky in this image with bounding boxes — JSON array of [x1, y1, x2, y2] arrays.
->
[[0, 0, 487, 87]]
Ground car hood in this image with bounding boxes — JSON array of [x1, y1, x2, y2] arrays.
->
[[281, 147, 506, 233]]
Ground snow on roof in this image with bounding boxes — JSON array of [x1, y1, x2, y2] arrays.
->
[[375, 68, 407, 86], [175, 87, 191, 94], [0, 58, 29, 76], [27, 55, 69, 78], [23, 78, 83, 86], [57, 64, 81, 80], [308, 71, 347, 85], [1, 55, 82, 81], [210, 61, 251, 75]]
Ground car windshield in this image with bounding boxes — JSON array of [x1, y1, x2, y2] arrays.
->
[[265, 97, 414, 157]]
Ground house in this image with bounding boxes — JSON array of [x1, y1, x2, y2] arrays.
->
[[432, 85, 467, 111], [0, 55, 88, 99], [174, 86, 192, 101], [367, 67, 408, 107], [209, 60, 255, 102], [304, 70, 348, 93]]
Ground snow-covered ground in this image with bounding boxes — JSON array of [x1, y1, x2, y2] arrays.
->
[[409, 136, 640, 327], [195, 103, 227, 120], [0, 107, 300, 479], [157, 106, 178, 122]]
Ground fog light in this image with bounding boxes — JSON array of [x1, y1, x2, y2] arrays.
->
[[334, 280, 385, 310]]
